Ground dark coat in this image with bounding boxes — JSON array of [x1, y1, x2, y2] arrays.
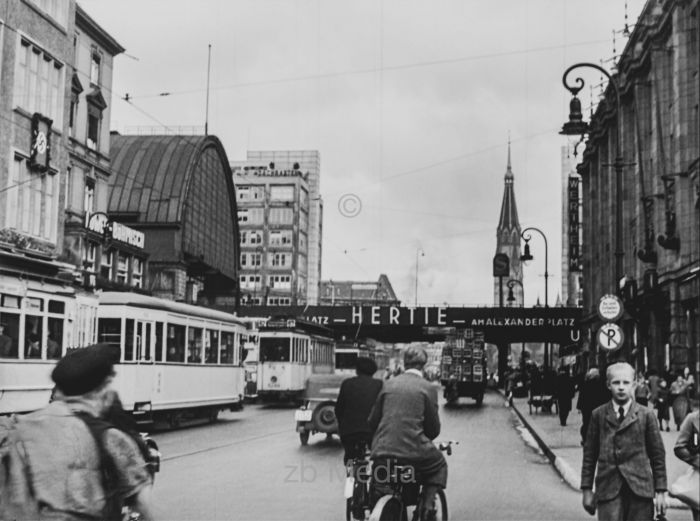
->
[[581, 400, 667, 501], [368, 372, 440, 461], [577, 377, 611, 414], [334, 374, 383, 438]]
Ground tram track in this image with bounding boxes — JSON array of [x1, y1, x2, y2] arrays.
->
[[162, 427, 290, 461]]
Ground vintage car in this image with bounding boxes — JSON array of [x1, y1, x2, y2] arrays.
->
[[294, 372, 349, 445]]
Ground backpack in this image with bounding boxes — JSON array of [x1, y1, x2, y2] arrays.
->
[[0, 414, 41, 520]]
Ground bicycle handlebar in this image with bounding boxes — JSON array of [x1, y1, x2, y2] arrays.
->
[[436, 440, 458, 455]]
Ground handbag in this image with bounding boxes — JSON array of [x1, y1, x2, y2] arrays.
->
[[669, 467, 700, 510]]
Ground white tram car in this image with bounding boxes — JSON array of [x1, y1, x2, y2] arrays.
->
[[97, 292, 247, 426], [257, 318, 335, 402]]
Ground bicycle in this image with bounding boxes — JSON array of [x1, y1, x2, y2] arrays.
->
[[345, 441, 372, 521], [367, 441, 456, 521]]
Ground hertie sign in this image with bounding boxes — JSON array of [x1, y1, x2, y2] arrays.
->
[[597, 323, 624, 352]]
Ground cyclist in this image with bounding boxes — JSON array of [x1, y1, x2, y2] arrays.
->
[[368, 346, 447, 521], [335, 357, 383, 464]]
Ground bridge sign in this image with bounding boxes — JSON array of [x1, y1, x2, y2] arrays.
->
[[597, 294, 624, 322], [597, 323, 624, 351]]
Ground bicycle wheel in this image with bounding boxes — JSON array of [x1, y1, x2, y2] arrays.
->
[[369, 495, 405, 521], [420, 489, 447, 521]]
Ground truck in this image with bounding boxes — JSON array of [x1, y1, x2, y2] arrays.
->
[[440, 328, 487, 405]]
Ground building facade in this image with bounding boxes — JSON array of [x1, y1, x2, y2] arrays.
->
[[240, 151, 323, 304], [231, 163, 311, 306], [493, 143, 524, 306], [0, 1, 124, 358], [319, 274, 399, 306], [561, 145, 583, 307], [232, 151, 323, 306], [576, 0, 699, 377], [109, 134, 241, 307]]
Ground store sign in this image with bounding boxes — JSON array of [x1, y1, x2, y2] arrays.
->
[[85, 213, 145, 249], [568, 175, 581, 271], [30, 113, 52, 173]]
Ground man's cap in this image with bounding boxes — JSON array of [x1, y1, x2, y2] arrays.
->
[[51, 343, 119, 396], [356, 357, 377, 376]]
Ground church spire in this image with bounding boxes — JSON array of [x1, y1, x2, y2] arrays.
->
[[498, 140, 520, 232]]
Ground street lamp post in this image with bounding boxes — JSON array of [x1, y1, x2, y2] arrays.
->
[[520, 226, 549, 368], [415, 248, 424, 307], [506, 279, 524, 306], [560, 63, 624, 292]]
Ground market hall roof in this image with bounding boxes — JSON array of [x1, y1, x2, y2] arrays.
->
[[108, 134, 240, 281]]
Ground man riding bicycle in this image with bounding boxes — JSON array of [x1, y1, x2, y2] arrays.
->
[[368, 346, 447, 521]]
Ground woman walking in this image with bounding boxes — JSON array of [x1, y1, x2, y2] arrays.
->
[[656, 378, 671, 431], [671, 374, 690, 430]]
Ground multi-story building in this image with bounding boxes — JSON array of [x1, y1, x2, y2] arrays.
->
[[0, 1, 125, 356], [575, 0, 699, 376], [232, 152, 323, 306], [561, 146, 583, 307], [319, 275, 399, 306]]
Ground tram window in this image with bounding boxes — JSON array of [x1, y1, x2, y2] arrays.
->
[[155, 322, 163, 362], [1, 295, 20, 308], [166, 324, 186, 362], [187, 327, 203, 363], [124, 319, 135, 361], [205, 330, 219, 364], [260, 337, 290, 362], [47, 318, 63, 359], [24, 315, 42, 359], [0, 313, 19, 358], [98, 318, 122, 356], [220, 332, 234, 364], [336, 352, 357, 371], [48, 300, 65, 314]]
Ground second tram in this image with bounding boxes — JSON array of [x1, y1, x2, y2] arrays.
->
[[257, 318, 335, 402]]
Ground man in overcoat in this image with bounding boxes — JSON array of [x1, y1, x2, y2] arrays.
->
[[581, 362, 668, 521]]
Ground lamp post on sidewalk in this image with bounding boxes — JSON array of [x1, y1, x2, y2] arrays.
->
[[560, 63, 625, 293], [520, 226, 550, 369]]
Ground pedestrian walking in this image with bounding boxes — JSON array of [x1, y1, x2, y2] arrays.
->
[[656, 379, 671, 431], [1, 343, 155, 520], [554, 366, 575, 426], [581, 362, 668, 521], [671, 375, 690, 431], [672, 410, 699, 520], [634, 373, 651, 407], [577, 367, 611, 445], [648, 369, 660, 409]]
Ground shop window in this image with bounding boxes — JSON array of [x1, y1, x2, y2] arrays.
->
[[132, 258, 143, 288], [100, 249, 113, 279], [117, 253, 129, 284]]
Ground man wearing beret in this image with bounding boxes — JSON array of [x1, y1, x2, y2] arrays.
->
[[16, 343, 155, 520]]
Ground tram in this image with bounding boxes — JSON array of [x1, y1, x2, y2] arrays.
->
[[97, 292, 247, 426], [257, 317, 335, 402]]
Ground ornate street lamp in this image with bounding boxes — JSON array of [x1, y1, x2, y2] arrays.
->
[[560, 63, 625, 293], [520, 226, 550, 369], [506, 279, 524, 305]]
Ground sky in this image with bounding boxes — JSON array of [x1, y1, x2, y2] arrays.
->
[[79, 0, 647, 307]]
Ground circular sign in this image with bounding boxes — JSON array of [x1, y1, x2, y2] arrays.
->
[[35, 131, 47, 154], [597, 294, 624, 322], [597, 323, 625, 352]]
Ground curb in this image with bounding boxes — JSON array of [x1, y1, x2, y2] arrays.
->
[[500, 391, 689, 510]]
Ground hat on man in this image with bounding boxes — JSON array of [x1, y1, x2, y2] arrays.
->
[[356, 357, 377, 376], [52, 343, 119, 396]]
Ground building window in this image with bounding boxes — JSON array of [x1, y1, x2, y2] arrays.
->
[[267, 297, 291, 306], [5, 154, 57, 242], [84, 179, 94, 217], [269, 208, 293, 224], [100, 249, 113, 279], [270, 230, 292, 246], [271, 253, 290, 268], [270, 185, 295, 201], [269, 275, 291, 289], [90, 51, 101, 85], [132, 258, 143, 288], [249, 231, 263, 244], [14, 39, 63, 124], [116, 253, 128, 284], [29, 0, 69, 27], [83, 241, 97, 283], [87, 105, 101, 150]]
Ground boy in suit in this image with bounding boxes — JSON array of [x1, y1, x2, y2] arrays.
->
[[581, 362, 668, 521]]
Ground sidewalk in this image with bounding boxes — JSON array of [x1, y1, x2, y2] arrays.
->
[[504, 392, 692, 510]]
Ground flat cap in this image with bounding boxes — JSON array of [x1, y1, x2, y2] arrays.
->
[[52, 343, 119, 396]]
